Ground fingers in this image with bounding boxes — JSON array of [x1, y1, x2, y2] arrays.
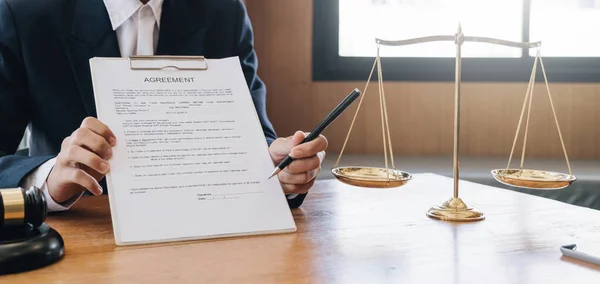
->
[[58, 145, 110, 175], [278, 166, 320, 185], [70, 127, 113, 159], [269, 131, 307, 158], [278, 152, 323, 195], [271, 131, 327, 196], [64, 167, 103, 196], [284, 155, 321, 174], [281, 179, 315, 195], [59, 116, 115, 167], [291, 131, 306, 145], [81, 117, 116, 146], [290, 135, 328, 159], [269, 138, 293, 158], [46, 117, 114, 203]]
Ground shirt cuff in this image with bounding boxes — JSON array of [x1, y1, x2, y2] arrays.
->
[[20, 157, 83, 212]]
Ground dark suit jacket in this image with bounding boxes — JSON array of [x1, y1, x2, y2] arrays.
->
[[0, 0, 307, 208]]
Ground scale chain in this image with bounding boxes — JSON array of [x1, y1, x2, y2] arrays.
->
[[519, 54, 539, 174], [504, 49, 572, 177], [505, 56, 536, 172], [376, 46, 390, 181], [538, 52, 573, 175], [378, 50, 396, 170], [333, 57, 378, 168], [334, 45, 396, 181]]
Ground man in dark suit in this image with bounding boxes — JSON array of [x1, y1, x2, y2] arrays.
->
[[0, 0, 326, 211]]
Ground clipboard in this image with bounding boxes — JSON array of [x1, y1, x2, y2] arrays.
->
[[89, 55, 297, 246], [129, 55, 208, 70]]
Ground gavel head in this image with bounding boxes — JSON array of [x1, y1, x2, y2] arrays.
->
[[0, 187, 47, 230]]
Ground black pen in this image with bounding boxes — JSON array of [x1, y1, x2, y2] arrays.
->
[[268, 88, 361, 179]]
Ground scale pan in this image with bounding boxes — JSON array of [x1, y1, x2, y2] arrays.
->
[[491, 169, 576, 190], [331, 167, 412, 188]]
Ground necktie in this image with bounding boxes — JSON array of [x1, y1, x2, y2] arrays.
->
[[137, 5, 156, 56]]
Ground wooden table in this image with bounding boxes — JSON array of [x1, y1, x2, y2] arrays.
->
[[3, 173, 600, 283]]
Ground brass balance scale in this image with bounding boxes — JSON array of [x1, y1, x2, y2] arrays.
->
[[331, 24, 576, 222]]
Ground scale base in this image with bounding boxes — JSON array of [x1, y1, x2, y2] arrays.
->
[[426, 197, 485, 222], [0, 223, 65, 275]]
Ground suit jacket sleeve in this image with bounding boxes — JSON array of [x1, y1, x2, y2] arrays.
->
[[233, 0, 277, 146], [0, 0, 54, 188], [233, 1, 307, 208]]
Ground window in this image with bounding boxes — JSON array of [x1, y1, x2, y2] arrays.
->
[[313, 0, 600, 82], [529, 0, 600, 57], [340, 0, 523, 58]]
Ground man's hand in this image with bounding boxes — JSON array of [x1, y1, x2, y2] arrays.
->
[[47, 117, 116, 204], [269, 131, 328, 195]]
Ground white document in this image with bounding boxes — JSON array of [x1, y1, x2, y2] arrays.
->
[[89, 56, 296, 246]]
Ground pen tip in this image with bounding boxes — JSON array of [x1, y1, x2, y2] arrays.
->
[[268, 168, 281, 179]]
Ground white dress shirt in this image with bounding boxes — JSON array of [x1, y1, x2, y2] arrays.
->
[[21, 0, 164, 212]]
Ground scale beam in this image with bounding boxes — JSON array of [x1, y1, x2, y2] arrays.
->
[[463, 36, 540, 49], [376, 36, 541, 49], [375, 35, 455, 46]]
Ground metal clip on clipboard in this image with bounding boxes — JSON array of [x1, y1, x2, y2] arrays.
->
[[129, 55, 208, 70]]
